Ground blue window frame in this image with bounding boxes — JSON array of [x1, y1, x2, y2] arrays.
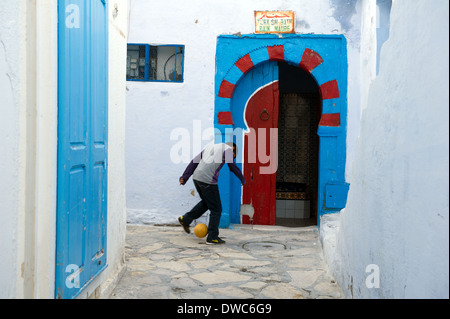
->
[[127, 44, 184, 82]]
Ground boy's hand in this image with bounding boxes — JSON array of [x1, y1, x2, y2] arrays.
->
[[179, 178, 185, 185]]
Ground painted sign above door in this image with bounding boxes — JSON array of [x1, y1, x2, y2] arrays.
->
[[255, 11, 295, 34]]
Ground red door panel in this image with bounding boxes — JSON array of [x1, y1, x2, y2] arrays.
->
[[242, 64, 279, 225]]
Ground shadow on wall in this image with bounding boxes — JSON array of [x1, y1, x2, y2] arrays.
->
[[376, 0, 392, 74], [329, 0, 358, 32]]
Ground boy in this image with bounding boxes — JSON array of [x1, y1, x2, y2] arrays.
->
[[178, 142, 245, 244]]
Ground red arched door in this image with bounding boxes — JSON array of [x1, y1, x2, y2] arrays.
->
[[242, 62, 279, 225]]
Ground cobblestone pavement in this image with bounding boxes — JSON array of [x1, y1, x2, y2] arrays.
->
[[109, 224, 344, 299]]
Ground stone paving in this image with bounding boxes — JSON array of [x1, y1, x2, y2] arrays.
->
[[109, 224, 344, 299]]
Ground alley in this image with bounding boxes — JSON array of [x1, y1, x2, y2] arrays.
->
[[109, 224, 343, 299]]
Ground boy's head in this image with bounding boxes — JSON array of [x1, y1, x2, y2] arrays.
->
[[225, 142, 237, 158]]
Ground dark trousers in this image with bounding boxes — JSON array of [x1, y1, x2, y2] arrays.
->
[[183, 180, 222, 240]]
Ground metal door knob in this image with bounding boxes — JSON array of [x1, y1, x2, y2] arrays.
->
[[260, 108, 270, 121]]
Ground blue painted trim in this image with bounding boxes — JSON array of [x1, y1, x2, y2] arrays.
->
[[214, 34, 349, 228], [126, 43, 185, 82], [145, 44, 150, 80], [127, 79, 184, 83], [325, 182, 350, 209]]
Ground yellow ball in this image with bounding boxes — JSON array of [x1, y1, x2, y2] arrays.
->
[[194, 223, 208, 238]]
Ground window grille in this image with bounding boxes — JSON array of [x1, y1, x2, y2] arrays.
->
[[126, 44, 184, 82]]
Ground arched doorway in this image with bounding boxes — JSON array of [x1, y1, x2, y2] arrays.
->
[[214, 34, 350, 228], [229, 61, 321, 227], [276, 62, 321, 227]]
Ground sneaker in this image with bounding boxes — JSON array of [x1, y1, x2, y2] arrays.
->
[[206, 237, 226, 245], [178, 216, 190, 234]]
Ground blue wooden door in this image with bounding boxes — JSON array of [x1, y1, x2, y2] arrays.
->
[[56, 0, 108, 299]]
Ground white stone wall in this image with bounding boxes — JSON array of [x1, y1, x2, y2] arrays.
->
[[0, 0, 128, 298], [125, 0, 364, 224], [324, 0, 449, 298], [0, 0, 24, 298]]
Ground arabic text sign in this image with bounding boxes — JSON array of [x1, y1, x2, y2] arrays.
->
[[255, 11, 295, 34]]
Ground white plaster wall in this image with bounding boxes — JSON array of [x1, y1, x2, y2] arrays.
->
[[106, 0, 128, 288], [0, 0, 53, 299], [0, 0, 61, 299], [327, 0, 449, 298], [34, 0, 58, 298], [0, 0, 23, 299], [125, 0, 363, 224], [346, 0, 377, 176], [0, 0, 128, 299]]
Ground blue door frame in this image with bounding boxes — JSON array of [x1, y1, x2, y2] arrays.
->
[[214, 34, 350, 227], [56, 0, 108, 299]]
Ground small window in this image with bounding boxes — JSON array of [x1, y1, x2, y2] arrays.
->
[[126, 44, 184, 82]]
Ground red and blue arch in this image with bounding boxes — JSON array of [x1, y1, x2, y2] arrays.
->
[[214, 34, 350, 227]]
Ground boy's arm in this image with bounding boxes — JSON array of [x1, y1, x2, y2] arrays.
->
[[224, 148, 246, 185], [228, 162, 246, 185], [179, 152, 202, 185]]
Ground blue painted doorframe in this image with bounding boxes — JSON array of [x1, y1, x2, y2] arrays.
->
[[214, 34, 350, 227], [56, 0, 108, 299]]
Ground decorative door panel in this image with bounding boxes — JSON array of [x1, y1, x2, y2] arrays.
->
[[242, 62, 279, 225], [56, 0, 108, 299]]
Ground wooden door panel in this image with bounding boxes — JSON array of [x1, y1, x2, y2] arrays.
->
[[56, 0, 108, 299], [242, 62, 279, 225]]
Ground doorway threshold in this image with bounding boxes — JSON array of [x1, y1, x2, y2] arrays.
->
[[275, 218, 316, 227]]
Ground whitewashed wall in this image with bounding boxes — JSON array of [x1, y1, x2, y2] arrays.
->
[[125, 0, 364, 224], [0, 0, 128, 298], [323, 0, 449, 298], [0, 0, 24, 298], [0, 0, 59, 298]]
